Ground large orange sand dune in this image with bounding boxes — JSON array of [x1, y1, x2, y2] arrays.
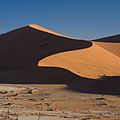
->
[[0, 24, 120, 94]]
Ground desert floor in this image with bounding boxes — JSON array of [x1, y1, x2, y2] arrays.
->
[[0, 84, 119, 120]]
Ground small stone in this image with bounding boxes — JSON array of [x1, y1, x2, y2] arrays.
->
[[97, 102, 107, 107], [47, 108, 54, 111], [82, 117, 91, 120], [40, 98, 44, 101], [45, 103, 51, 106], [3, 102, 12, 106], [96, 97, 106, 100], [0, 90, 7, 94]]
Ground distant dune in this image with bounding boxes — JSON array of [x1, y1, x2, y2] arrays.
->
[[93, 34, 120, 42], [92, 35, 120, 57]]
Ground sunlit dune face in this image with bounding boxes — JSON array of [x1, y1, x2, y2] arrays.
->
[[39, 42, 120, 79]]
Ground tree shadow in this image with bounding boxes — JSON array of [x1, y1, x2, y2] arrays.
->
[[0, 66, 120, 96]]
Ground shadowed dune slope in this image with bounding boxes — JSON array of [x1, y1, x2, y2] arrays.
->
[[0, 67, 120, 95], [92, 34, 120, 57], [0, 24, 91, 70]]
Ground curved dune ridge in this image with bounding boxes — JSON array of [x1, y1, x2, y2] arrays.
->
[[29, 24, 80, 40], [40, 42, 120, 78]]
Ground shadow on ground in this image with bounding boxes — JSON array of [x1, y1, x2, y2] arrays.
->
[[0, 66, 120, 96]]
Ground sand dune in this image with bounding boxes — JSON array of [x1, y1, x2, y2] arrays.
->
[[93, 34, 120, 57], [93, 34, 120, 42], [0, 24, 120, 91], [0, 24, 119, 78], [94, 42, 120, 57]]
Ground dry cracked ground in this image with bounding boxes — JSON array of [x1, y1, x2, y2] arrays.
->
[[0, 84, 119, 120]]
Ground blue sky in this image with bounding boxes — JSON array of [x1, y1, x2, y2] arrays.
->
[[0, 0, 120, 40]]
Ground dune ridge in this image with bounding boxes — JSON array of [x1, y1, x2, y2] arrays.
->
[[29, 24, 80, 40], [40, 42, 120, 78]]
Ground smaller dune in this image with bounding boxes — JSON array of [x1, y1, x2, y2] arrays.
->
[[93, 34, 120, 42], [93, 34, 120, 57]]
